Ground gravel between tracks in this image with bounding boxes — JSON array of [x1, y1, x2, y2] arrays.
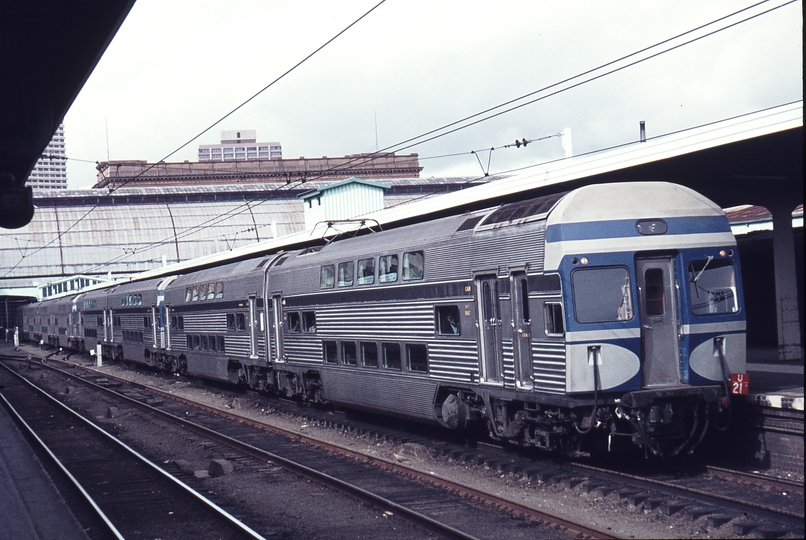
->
[[74, 357, 802, 539]]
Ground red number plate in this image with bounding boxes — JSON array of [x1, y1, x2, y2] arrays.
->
[[730, 373, 750, 395]]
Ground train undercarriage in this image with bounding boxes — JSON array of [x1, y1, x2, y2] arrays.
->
[[75, 342, 729, 458]]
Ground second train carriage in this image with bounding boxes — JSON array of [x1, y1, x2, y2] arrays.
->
[[18, 182, 747, 457]]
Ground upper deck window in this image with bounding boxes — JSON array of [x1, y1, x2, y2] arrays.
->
[[402, 251, 424, 281], [572, 267, 633, 323], [357, 258, 375, 285], [688, 258, 738, 315], [337, 261, 354, 287], [379, 255, 398, 283], [320, 265, 335, 289]]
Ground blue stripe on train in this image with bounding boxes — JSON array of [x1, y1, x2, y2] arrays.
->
[[546, 216, 731, 243]]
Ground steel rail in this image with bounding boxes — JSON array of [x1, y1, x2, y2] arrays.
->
[[12, 354, 617, 540], [0, 359, 267, 540]]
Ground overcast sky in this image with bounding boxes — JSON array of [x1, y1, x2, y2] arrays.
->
[[63, 0, 803, 189]]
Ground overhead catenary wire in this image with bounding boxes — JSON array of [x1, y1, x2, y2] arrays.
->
[[6, 0, 798, 279]]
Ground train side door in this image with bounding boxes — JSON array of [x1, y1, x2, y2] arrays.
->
[[511, 272, 533, 389], [476, 274, 504, 385], [636, 257, 681, 387], [270, 294, 285, 363]]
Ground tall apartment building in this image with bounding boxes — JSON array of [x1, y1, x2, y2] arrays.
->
[[26, 123, 68, 189], [198, 129, 282, 162]]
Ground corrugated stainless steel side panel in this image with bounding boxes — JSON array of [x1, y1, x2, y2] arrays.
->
[[532, 341, 566, 394], [283, 337, 322, 365], [321, 369, 438, 421], [427, 341, 479, 382], [316, 302, 433, 339]]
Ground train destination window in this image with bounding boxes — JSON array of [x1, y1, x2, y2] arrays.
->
[[286, 312, 301, 333], [571, 267, 633, 323], [357, 258, 375, 285], [544, 303, 565, 336], [402, 251, 424, 280], [378, 255, 398, 283], [382, 343, 401, 370], [302, 311, 316, 333], [406, 344, 429, 373], [341, 342, 358, 365], [688, 258, 738, 315], [436, 305, 461, 335], [337, 261, 354, 287], [644, 268, 666, 316], [323, 341, 338, 364], [320, 265, 335, 289], [361, 342, 378, 367]]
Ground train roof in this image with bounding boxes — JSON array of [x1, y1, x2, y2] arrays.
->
[[547, 182, 724, 225]]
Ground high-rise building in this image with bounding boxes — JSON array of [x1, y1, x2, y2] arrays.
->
[[198, 129, 282, 162], [26, 124, 68, 189]]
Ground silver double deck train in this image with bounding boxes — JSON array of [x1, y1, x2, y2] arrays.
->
[[19, 182, 747, 457]]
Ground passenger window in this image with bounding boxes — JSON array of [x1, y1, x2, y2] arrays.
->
[[236, 313, 246, 331], [382, 343, 401, 370], [406, 343, 429, 373], [378, 255, 398, 283], [186, 335, 193, 348], [435, 305, 461, 335], [193, 335, 201, 350], [209, 335, 217, 352], [192, 286, 199, 302], [215, 281, 224, 299], [544, 303, 565, 336], [337, 261, 354, 287], [402, 251, 424, 280], [357, 258, 375, 285], [286, 312, 301, 333], [361, 342, 378, 367], [302, 311, 316, 333], [323, 341, 338, 364], [341, 342, 357, 365], [206, 283, 216, 300], [201, 335, 209, 350], [320, 265, 335, 289]]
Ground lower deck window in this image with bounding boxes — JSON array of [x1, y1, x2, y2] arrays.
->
[[361, 342, 378, 367], [341, 341, 357, 365], [323, 341, 338, 364], [406, 343, 428, 373], [382, 343, 401, 370]]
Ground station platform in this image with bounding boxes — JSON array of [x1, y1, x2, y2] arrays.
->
[[0, 392, 91, 540], [745, 347, 804, 411]]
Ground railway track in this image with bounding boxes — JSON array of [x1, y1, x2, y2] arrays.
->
[[0, 361, 264, 540], [0, 353, 612, 539], [6, 348, 804, 538]]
